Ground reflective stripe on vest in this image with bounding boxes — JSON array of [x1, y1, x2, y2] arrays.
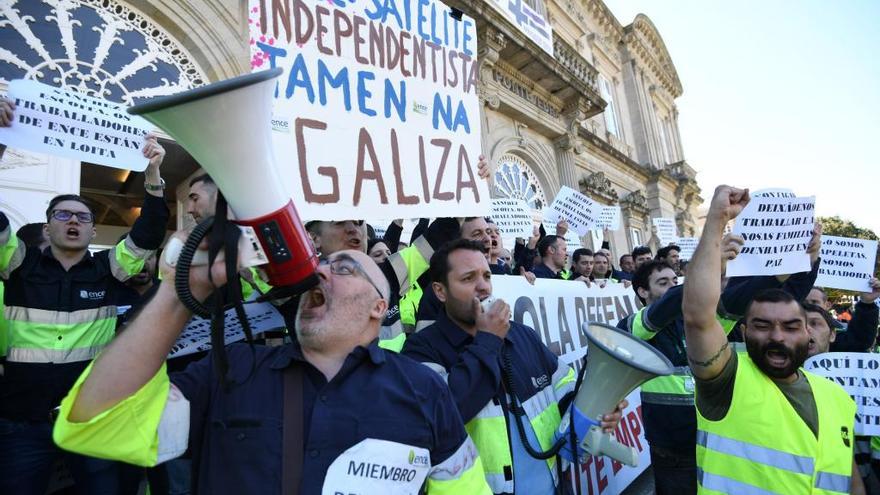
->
[[696, 353, 854, 495], [399, 283, 422, 328], [465, 399, 513, 494], [873, 437, 880, 460], [110, 236, 151, 281], [628, 308, 658, 341], [641, 366, 694, 406], [0, 230, 25, 279], [5, 305, 116, 363], [377, 332, 406, 353]]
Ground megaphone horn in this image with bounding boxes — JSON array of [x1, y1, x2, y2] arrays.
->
[[573, 322, 674, 466], [128, 68, 318, 290]]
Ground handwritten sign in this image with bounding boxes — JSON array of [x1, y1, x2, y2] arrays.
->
[[491, 198, 534, 238], [752, 188, 796, 199], [676, 237, 699, 261], [250, 0, 488, 221], [0, 79, 150, 170], [169, 302, 286, 358], [805, 352, 880, 436], [652, 218, 678, 247], [597, 205, 621, 231], [491, 276, 649, 493], [485, 0, 554, 56], [816, 236, 878, 292], [725, 195, 815, 277], [546, 186, 601, 236]]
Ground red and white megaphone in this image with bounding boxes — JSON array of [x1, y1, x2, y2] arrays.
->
[[128, 68, 318, 291]]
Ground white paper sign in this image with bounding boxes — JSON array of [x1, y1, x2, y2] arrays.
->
[[805, 352, 880, 436], [491, 198, 534, 238], [816, 236, 878, 292], [250, 0, 489, 221], [725, 196, 816, 277], [491, 276, 649, 492], [546, 186, 601, 236], [486, 0, 554, 56], [752, 188, 796, 198], [0, 79, 151, 170], [168, 302, 286, 358], [652, 218, 678, 246], [676, 237, 699, 261], [597, 205, 621, 231]]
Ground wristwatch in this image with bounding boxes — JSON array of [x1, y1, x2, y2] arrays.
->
[[145, 178, 166, 191]]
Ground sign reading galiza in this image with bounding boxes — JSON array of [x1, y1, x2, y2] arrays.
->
[[815, 235, 878, 292], [249, 0, 488, 220], [0, 79, 151, 170], [725, 195, 816, 277]]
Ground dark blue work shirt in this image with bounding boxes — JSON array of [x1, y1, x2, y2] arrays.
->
[[530, 263, 565, 280], [171, 340, 469, 495]]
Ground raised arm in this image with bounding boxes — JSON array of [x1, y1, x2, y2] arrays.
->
[[68, 231, 222, 421], [683, 186, 750, 380]]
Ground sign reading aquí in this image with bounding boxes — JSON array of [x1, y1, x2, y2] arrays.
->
[[249, 0, 488, 220]]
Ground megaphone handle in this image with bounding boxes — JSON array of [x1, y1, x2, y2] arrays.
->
[[583, 427, 639, 467]]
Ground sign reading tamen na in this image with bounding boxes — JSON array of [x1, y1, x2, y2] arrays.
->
[[250, 0, 489, 221]]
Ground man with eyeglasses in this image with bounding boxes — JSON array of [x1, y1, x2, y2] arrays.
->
[[53, 245, 491, 495], [0, 97, 170, 495]]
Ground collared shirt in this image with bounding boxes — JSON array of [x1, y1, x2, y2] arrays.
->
[[171, 340, 478, 494], [531, 263, 565, 280]]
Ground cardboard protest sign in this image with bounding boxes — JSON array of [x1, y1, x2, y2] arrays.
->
[[676, 237, 699, 261], [816, 236, 878, 292], [597, 205, 621, 231], [545, 186, 601, 236], [805, 353, 880, 436], [0, 79, 151, 170], [169, 302, 286, 358], [652, 217, 678, 246], [491, 198, 534, 238], [725, 196, 816, 277], [250, 0, 488, 221], [486, 0, 553, 56], [491, 276, 649, 493]]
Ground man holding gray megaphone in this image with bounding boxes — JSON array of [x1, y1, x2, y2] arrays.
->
[[403, 238, 676, 494]]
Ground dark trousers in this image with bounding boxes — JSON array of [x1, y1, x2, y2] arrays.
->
[[650, 446, 697, 495], [0, 418, 121, 495]]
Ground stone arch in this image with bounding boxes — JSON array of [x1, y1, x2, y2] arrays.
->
[[488, 134, 559, 201], [628, 14, 682, 97], [0, 0, 209, 102]]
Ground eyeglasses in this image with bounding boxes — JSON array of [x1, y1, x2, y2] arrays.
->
[[50, 209, 95, 224], [319, 254, 384, 300]]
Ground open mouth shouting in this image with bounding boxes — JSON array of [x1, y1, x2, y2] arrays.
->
[[299, 285, 327, 319]]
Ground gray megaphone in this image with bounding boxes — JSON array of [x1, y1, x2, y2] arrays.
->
[[571, 322, 674, 466]]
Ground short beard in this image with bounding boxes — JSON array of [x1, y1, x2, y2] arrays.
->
[[745, 338, 809, 380]]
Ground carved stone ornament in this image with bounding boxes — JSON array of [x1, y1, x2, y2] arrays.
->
[[620, 190, 649, 218], [493, 154, 548, 213], [579, 171, 618, 203], [0, 0, 206, 103], [676, 210, 694, 236]]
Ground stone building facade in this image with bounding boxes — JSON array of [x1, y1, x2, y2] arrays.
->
[[0, 0, 701, 254]]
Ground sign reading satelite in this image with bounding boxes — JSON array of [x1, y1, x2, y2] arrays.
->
[[491, 198, 534, 238], [491, 276, 649, 494], [816, 235, 878, 292], [652, 218, 678, 247], [0, 79, 151, 170], [725, 195, 816, 277], [546, 186, 601, 236], [250, 0, 488, 221], [805, 352, 880, 436]]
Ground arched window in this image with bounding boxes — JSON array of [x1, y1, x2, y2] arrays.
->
[[493, 154, 547, 213]]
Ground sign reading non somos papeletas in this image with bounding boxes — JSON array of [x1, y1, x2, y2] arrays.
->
[[815, 235, 878, 292], [0, 79, 151, 170], [725, 195, 816, 277], [250, 0, 489, 221], [805, 352, 880, 436]]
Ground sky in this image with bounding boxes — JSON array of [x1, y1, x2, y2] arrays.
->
[[601, 0, 880, 234]]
